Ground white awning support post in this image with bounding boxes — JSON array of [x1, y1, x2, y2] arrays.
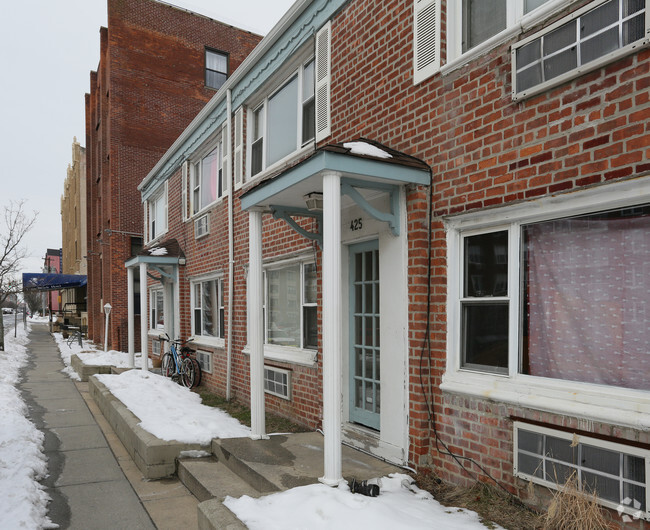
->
[[320, 171, 343, 486], [127, 266, 135, 368], [248, 209, 267, 439], [139, 262, 149, 372]]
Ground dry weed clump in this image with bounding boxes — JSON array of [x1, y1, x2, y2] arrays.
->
[[543, 474, 610, 530], [414, 472, 544, 529]]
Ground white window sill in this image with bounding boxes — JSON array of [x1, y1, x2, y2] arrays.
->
[[191, 194, 228, 220], [440, 0, 573, 77], [441, 25, 521, 76], [190, 336, 225, 350], [243, 343, 317, 367], [245, 142, 314, 188], [441, 371, 650, 430], [146, 231, 168, 246]]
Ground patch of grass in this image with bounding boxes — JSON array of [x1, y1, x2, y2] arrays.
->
[[414, 472, 545, 529], [196, 389, 309, 434]]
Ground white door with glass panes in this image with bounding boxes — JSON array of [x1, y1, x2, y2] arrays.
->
[[349, 240, 380, 430]]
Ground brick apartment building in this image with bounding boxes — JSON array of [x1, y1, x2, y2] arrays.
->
[[43, 249, 62, 314], [60, 137, 87, 324], [85, 0, 261, 351], [129, 0, 650, 521]]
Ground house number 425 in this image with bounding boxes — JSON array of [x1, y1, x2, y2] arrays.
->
[[350, 218, 363, 231]]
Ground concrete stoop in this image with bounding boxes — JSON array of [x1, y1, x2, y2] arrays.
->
[[180, 432, 403, 529], [86, 376, 403, 529], [178, 457, 257, 530]]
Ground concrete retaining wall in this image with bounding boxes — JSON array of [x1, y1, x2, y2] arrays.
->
[[71, 354, 112, 382], [88, 374, 209, 479]]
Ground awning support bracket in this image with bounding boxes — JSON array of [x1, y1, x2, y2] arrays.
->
[[341, 178, 400, 236], [270, 206, 323, 247], [147, 265, 174, 283]]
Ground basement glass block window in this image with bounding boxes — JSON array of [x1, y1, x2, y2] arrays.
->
[[515, 423, 649, 518], [205, 49, 228, 90], [513, 0, 648, 100], [264, 367, 291, 400], [196, 350, 213, 374]]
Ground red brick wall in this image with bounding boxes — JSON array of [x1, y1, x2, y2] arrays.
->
[[157, 157, 324, 429], [327, 0, 650, 500], [86, 0, 261, 351]]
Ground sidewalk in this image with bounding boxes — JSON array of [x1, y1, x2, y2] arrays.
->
[[18, 323, 197, 529]]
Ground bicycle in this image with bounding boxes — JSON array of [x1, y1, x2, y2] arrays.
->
[[160, 334, 201, 388]]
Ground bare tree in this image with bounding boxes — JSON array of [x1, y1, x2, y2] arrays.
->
[[23, 288, 43, 316], [0, 201, 37, 350]]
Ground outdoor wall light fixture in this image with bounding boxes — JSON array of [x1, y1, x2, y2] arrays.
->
[[304, 192, 323, 211], [178, 257, 187, 266], [103, 303, 112, 352]]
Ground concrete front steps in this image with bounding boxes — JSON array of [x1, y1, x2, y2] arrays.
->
[[87, 374, 402, 528], [178, 432, 402, 530]]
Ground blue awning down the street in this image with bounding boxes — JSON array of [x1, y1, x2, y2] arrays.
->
[[22, 273, 87, 291]]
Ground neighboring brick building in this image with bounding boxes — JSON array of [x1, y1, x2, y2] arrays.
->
[[85, 0, 262, 351], [131, 0, 650, 521], [43, 249, 62, 314], [61, 137, 88, 325]]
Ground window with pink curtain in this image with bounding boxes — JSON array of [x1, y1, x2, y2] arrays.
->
[[522, 205, 650, 390]]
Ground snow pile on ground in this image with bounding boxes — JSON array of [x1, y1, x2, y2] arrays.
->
[[225, 473, 497, 530], [76, 349, 152, 369], [52, 332, 151, 380], [28, 314, 50, 322], [0, 324, 56, 529], [95, 369, 250, 444]]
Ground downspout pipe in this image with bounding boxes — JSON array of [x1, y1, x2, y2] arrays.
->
[[226, 89, 234, 401]]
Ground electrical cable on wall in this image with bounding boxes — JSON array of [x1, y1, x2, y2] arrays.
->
[[417, 180, 520, 501]]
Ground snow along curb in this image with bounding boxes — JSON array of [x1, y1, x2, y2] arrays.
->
[[88, 374, 210, 479]]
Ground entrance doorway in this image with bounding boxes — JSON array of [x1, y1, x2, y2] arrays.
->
[[349, 240, 380, 430]]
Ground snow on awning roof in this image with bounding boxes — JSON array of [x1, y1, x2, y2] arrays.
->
[[124, 238, 186, 268], [240, 138, 430, 212]]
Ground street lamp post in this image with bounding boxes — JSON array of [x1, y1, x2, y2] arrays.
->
[[103, 303, 112, 352]]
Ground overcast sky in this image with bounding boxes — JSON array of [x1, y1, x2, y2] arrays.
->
[[0, 0, 295, 277]]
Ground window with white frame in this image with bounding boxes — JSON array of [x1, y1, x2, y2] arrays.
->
[[414, 0, 555, 83], [452, 202, 650, 392], [264, 366, 292, 400], [192, 278, 224, 340], [512, 0, 648, 100], [196, 350, 213, 373], [514, 422, 649, 519], [248, 59, 315, 179], [147, 186, 167, 242], [264, 261, 317, 349], [455, 0, 552, 55], [150, 289, 164, 331], [191, 136, 226, 215]]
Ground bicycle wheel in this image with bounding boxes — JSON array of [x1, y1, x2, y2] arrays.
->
[[191, 358, 201, 387], [162, 353, 174, 378], [180, 357, 197, 388]]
